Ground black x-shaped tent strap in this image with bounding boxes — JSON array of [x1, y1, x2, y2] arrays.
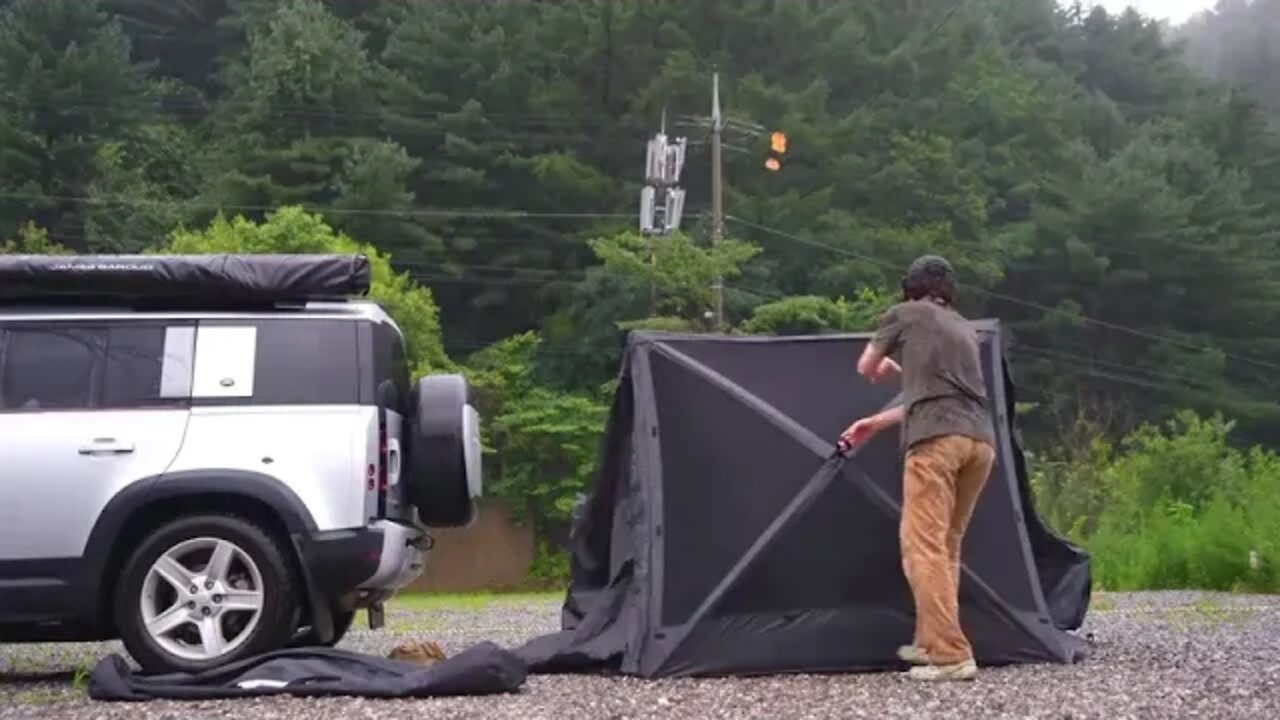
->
[[647, 341, 1048, 666]]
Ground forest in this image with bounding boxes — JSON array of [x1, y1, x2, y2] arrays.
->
[[1, 0, 1278, 591]]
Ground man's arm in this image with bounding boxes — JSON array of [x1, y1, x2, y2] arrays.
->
[[868, 403, 905, 430], [858, 305, 905, 381], [857, 342, 900, 380], [839, 403, 905, 448], [857, 341, 886, 377]]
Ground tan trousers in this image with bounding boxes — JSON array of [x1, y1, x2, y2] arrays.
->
[[901, 434, 995, 665]]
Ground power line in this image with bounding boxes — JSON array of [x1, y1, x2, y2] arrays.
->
[[1013, 343, 1226, 393], [726, 214, 898, 269], [0, 92, 626, 127], [724, 215, 1280, 372], [405, 271, 780, 303], [0, 192, 636, 221], [917, 0, 972, 48]]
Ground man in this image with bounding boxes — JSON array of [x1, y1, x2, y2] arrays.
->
[[839, 254, 995, 682]]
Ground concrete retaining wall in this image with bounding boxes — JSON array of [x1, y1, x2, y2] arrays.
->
[[405, 499, 536, 592]]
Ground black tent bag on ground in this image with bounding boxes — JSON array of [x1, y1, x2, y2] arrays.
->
[[514, 325, 1092, 678], [88, 643, 526, 701]]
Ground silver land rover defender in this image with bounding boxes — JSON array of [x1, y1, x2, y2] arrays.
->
[[0, 253, 482, 672]]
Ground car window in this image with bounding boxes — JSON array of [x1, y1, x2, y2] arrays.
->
[[373, 320, 410, 412], [103, 324, 195, 408], [0, 326, 102, 411], [253, 319, 359, 405], [194, 319, 359, 405]]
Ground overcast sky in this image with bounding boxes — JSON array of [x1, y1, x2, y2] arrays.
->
[[1090, 0, 1218, 24]]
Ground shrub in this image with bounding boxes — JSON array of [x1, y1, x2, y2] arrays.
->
[[1041, 411, 1279, 592]]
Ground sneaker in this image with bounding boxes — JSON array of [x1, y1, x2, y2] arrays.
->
[[906, 659, 978, 682], [896, 645, 930, 665]]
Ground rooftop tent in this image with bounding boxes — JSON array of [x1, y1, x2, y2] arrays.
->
[[514, 324, 1092, 678], [0, 254, 371, 305]]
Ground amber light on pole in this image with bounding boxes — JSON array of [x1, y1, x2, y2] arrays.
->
[[765, 131, 787, 171]]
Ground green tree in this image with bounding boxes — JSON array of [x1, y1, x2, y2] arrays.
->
[[463, 332, 608, 526], [0, 222, 72, 255], [0, 0, 157, 247], [160, 206, 451, 375], [740, 289, 894, 336], [202, 0, 377, 213], [82, 118, 197, 252], [587, 230, 762, 327], [331, 139, 442, 265]]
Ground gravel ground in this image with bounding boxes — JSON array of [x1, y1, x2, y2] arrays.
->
[[2, 591, 1278, 719]]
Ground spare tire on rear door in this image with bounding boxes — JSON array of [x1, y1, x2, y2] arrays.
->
[[404, 374, 483, 527]]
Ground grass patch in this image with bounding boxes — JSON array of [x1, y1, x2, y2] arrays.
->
[[389, 590, 562, 612]]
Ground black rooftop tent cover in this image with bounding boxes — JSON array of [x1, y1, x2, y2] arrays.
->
[[514, 324, 1092, 678], [0, 254, 370, 304]]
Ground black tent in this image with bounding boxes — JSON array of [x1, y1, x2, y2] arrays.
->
[[515, 323, 1091, 678]]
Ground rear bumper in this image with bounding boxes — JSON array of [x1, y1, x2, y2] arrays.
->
[[297, 520, 425, 598], [359, 519, 427, 591]]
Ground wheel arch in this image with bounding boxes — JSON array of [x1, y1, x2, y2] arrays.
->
[[81, 470, 319, 631]]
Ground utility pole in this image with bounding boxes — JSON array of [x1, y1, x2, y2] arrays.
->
[[674, 71, 782, 332], [710, 72, 725, 331], [639, 108, 687, 316]]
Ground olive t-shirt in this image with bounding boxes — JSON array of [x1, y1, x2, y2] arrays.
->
[[870, 299, 995, 450]]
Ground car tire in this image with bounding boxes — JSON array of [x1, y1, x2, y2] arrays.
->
[[406, 374, 480, 527], [113, 514, 301, 673]]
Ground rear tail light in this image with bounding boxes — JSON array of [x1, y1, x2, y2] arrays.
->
[[376, 411, 389, 516]]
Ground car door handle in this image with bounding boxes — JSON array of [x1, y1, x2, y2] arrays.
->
[[386, 438, 401, 486], [78, 438, 135, 455]]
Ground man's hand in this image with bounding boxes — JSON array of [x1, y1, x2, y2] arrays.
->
[[839, 417, 881, 449], [857, 341, 901, 384], [838, 405, 905, 452], [870, 357, 901, 383]]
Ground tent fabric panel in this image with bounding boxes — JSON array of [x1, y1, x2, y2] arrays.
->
[[514, 561, 637, 674], [556, 361, 637, 631], [710, 456, 912, 618], [649, 595, 1082, 678], [649, 607, 912, 677], [90, 643, 525, 700], [657, 331, 1051, 620], [626, 341, 663, 675], [668, 336, 901, 441], [647, 349, 825, 626]]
